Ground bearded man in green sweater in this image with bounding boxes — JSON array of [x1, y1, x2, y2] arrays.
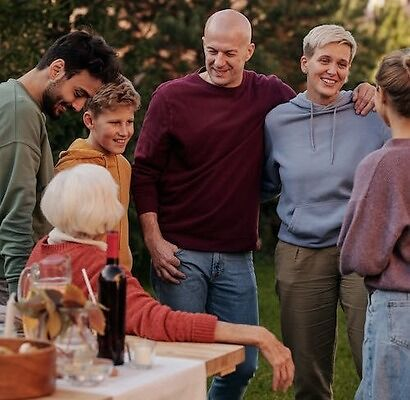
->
[[0, 31, 120, 303]]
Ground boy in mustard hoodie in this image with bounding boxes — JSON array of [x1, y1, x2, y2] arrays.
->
[[55, 76, 140, 271]]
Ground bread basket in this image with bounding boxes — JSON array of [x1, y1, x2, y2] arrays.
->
[[0, 337, 56, 399]]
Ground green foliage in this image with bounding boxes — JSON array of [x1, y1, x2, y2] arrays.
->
[[0, 0, 73, 78], [1, 0, 409, 268], [335, 0, 410, 83], [246, 0, 342, 91]]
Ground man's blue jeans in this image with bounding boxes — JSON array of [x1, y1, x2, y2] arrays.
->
[[355, 290, 410, 400], [151, 249, 259, 400]]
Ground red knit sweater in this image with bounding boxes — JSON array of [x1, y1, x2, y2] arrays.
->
[[28, 237, 217, 342]]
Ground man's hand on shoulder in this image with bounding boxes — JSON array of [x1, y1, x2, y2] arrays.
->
[[353, 82, 376, 116]]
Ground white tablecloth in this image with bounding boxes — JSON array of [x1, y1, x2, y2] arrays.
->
[[58, 356, 206, 400]]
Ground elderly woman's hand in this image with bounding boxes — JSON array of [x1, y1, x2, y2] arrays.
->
[[213, 322, 294, 392], [257, 327, 294, 392]]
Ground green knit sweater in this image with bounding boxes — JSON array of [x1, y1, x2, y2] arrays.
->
[[0, 79, 54, 294]]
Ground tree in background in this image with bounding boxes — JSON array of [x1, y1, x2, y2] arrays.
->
[[335, 0, 410, 83], [1, 0, 409, 270]]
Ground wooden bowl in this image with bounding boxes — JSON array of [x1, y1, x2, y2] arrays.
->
[[0, 337, 56, 399]]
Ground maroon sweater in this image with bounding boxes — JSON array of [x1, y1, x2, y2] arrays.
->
[[132, 70, 295, 252], [339, 139, 410, 292]]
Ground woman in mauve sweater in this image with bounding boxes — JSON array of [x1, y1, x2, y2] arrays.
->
[[339, 48, 410, 399], [28, 163, 294, 392]]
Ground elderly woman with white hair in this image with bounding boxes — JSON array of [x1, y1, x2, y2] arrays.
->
[[262, 25, 390, 399], [27, 163, 294, 392]]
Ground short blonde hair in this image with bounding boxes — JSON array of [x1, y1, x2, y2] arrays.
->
[[85, 74, 141, 116], [41, 164, 124, 239], [376, 48, 410, 118], [303, 24, 357, 62]]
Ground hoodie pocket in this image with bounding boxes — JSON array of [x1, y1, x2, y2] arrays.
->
[[288, 200, 347, 243]]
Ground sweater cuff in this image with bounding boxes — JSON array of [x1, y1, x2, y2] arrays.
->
[[135, 203, 158, 216], [191, 314, 218, 343]]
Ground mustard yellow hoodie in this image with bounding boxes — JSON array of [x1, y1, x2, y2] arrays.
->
[[55, 138, 132, 271]]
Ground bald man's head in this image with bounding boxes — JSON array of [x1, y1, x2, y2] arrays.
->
[[201, 9, 255, 88], [204, 9, 252, 44]]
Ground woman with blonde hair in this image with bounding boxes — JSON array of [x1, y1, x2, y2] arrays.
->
[[28, 163, 294, 393], [263, 24, 390, 399], [340, 47, 410, 399]]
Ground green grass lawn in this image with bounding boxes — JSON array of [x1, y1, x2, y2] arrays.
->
[[244, 253, 360, 400]]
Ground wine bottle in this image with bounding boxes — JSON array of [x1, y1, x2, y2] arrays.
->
[[97, 231, 126, 365]]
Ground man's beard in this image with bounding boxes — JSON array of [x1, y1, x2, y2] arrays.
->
[[42, 83, 72, 119]]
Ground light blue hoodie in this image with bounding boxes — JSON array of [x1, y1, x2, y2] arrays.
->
[[262, 90, 390, 248]]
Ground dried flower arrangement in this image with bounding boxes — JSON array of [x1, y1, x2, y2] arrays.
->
[[15, 284, 105, 341]]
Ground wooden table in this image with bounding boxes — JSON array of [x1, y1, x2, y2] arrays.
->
[[126, 335, 245, 377], [38, 337, 245, 399]]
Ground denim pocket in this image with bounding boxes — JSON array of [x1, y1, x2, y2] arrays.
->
[[388, 300, 410, 349], [174, 248, 184, 257]]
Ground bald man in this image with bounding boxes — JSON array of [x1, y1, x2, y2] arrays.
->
[[131, 9, 370, 399], [132, 10, 294, 399], [199, 10, 254, 88]]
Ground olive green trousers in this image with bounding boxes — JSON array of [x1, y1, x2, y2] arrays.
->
[[275, 241, 367, 400]]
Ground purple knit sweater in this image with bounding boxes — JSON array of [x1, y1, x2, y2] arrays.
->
[[339, 139, 410, 291], [132, 70, 295, 252]]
